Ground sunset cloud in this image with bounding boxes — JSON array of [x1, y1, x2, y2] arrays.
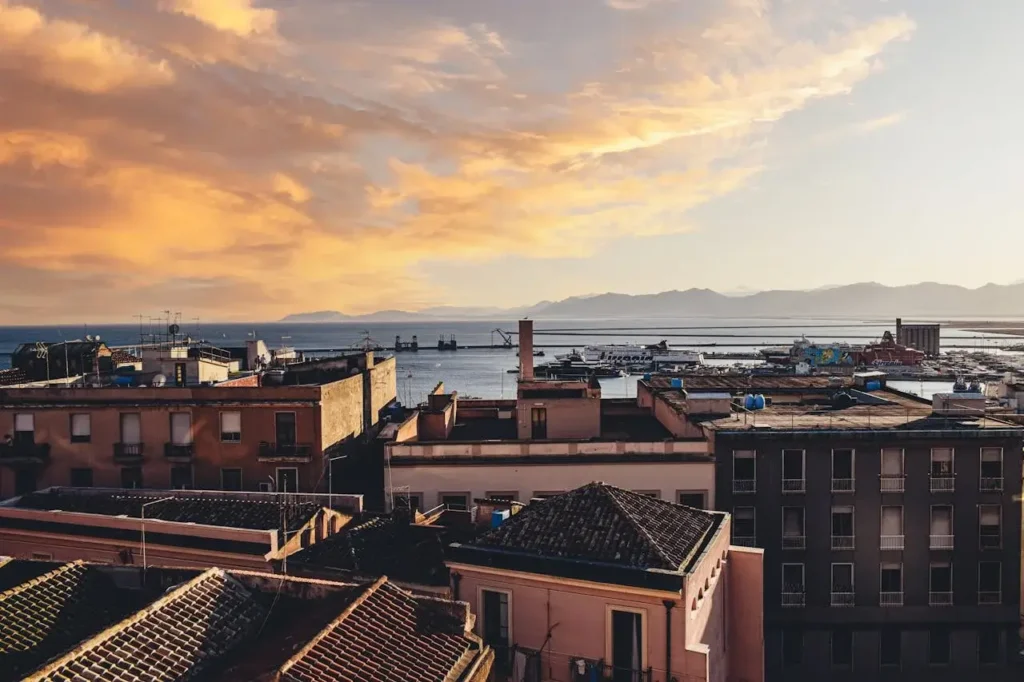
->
[[0, 0, 916, 322]]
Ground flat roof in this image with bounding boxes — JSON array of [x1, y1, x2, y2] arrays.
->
[[646, 375, 850, 391]]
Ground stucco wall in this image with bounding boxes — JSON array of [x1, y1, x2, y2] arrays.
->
[[725, 547, 764, 682], [319, 375, 363, 453], [367, 356, 397, 424], [516, 397, 601, 440]]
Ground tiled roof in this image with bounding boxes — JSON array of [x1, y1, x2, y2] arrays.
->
[[0, 562, 147, 682], [110, 349, 140, 364], [15, 489, 323, 531], [279, 576, 483, 682], [0, 557, 61, 593], [28, 569, 266, 682], [469, 483, 719, 573]]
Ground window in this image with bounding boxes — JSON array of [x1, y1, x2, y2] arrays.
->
[[440, 492, 469, 510], [275, 412, 297, 446], [221, 468, 242, 491], [733, 507, 756, 545], [830, 629, 852, 668], [733, 450, 756, 492], [831, 449, 854, 491], [70, 414, 91, 443], [174, 362, 187, 386], [930, 506, 953, 549], [929, 562, 952, 605], [486, 491, 518, 502], [120, 467, 143, 489], [781, 630, 802, 667], [220, 411, 242, 442], [978, 629, 1000, 666], [782, 449, 805, 492], [880, 506, 904, 549], [170, 413, 192, 445], [70, 468, 93, 487], [879, 629, 901, 668], [979, 561, 1001, 603], [170, 466, 192, 489], [880, 448, 904, 491], [980, 448, 1003, 490], [831, 506, 854, 549], [928, 628, 951, 665], [782, 507, 805, 549], [15, 469, 37, 495], [677, 491, 706, 509], [880, 563, 903, 606], [781, 564, 804, 606], [609, 609, 644, 674], [276, 467, 298, 493], [979, 505, 1001, 548], [930, 448, 954, 491], [404, 493, 423, 512], [481, 589, 511, 656], [831, 563, 854, 606], [120, 413, 141, 444], [13, 413, 34, 445], [530, 408, 547, 439]]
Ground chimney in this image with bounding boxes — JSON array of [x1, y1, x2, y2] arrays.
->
[[519, 319, 534, 380]]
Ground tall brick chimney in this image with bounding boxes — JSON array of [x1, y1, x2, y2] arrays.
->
[[519, 319, 534, 380]]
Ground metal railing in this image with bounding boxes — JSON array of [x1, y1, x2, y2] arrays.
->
[[113, 442, 144, 461], [979, 477, 1003, 491], [880, 535, 905, 550], [0, 442, 51, 462], [880, 475, 905, 492], [782, 478, 805, 493], [831, 535, 855, 550], [782, 535, 806, 550], [879, 591, 903, 606], [732, 535, 757, 547], [929, 534, 954, 549], [930, 476, 954, 492], [567, 658, 652, 682], [258, 442, 313, 459], [929, 591, 953, 605], [781, 592, 805, 607], [978, 591, 1001, 605], [831, 478, 854, 492], [733, 479, 756, 493], [831, 591, 855, 607], [164, 443, 194, 460]]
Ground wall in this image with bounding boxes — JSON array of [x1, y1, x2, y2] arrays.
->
[[516, 397, 601, 440], [366, 356, 397, 423], [318, 374, 363, 454], [726, 547, 765, 682]]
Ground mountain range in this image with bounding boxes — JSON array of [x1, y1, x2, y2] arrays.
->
[[279, 282, 1024, 322]]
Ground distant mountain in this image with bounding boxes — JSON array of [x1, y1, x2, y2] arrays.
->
[[280, 282, 1024, 322]]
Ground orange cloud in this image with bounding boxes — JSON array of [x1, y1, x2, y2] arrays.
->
[[159, 0, 276, 37]]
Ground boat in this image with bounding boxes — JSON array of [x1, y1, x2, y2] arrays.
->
[[534, 359, 624, 379], [557, 341, 703, 367], [858, 331, 925, 367]]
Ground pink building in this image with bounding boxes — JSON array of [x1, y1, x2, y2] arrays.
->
[[447, 483, 764, 682]]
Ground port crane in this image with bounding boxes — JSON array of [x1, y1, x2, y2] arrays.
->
[[491, 329, 514, 348]]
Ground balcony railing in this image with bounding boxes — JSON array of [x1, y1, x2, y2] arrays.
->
[[929, 591, 953, 606], [880, 475, 905, 492], [258, 442, 313, 461], [979, 533, 1002, 550], [782, 535, 806, 550], [831, 478, 854, 492], [567, 659, 652, 682], [831, 591, 855, 607], [980, 477, 1003, 491], [930, 476, 954, 492], [880, 535, 905, 550], [732, 535, 756, 547], [880, 591, 903, 606], [113, 442, 144, 463], [781, 592, 805, 607], [733, 479, 756, 494], [978, 591, 1001, 605], [929, 534, 954, 549], [0, 442, 51, 464], [164, 443, 194, 461], [782, 478, 805, 493], [831, 535, 855, 550]]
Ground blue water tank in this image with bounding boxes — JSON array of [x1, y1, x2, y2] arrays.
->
[[642, 373, 652, 381], [491, 509, 510, 528], [753, 394, 766, 410], [865, 380, 881, 391], [670, 378, 683, 389], [111, 375, 134, 386], [744, 394, 756, 410]]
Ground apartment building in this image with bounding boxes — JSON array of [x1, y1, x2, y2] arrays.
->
[[636, 376, 1024, 682], [447, 483, 764, 682], [0, 352, 395, 497]]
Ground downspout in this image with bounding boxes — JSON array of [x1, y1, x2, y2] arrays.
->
[[451, 571, 462, 601], [663, 599, 675, 682]]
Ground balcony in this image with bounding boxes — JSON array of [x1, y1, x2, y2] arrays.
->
[[929, 591, 953, 606], [831, 535, 855, 550], [258, 442, 313, 462], [879, 591, 903, 607], [781, 592, 805, 607], [732, 536, 756, 547], [782, 478, 805, 493], [566, 659, 652, 682], [980, 477, 1003, 492], [978, 591, 1001, 605], [782, 535, 806, 550], [929, 535, 954, 550], [831, 591, 855, 607], [164, 443, 194, 461], [880, 535, 905, 550], [831, 478, 854, 493], [733, 479, 756, 494], [0, 442, 51, 465], [880, 475, 905, 492], [930, 476, 954, 492], [113, 442, 144, 464]]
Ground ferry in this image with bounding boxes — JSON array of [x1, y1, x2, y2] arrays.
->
[[557, 341, 704, 367]]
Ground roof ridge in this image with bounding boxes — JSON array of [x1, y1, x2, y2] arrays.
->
[[22, 567, 234, 682], [598, 486, 676, 570], [0, 560, 85, 603], [276, 575, 389, 681]]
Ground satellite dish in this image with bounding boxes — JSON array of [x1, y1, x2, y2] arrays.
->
[[85, 335, 94, 342], [152, 374, 168, 387], [94, 335, 101, 342], [168, 324, 180, 335]]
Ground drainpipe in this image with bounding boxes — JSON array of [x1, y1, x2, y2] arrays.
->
[[451, 571, 461, 601], [663, 599, 675, 682]]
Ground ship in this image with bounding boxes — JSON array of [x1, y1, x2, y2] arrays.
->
[[858, 331, 925, 367], [557, 341, 703, 367], [760, 331, 925, 368]]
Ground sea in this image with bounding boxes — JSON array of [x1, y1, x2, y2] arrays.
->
[[0, 318, 1018, 402]]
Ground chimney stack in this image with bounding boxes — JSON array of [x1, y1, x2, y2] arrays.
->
[[519, 319, 534, 380]]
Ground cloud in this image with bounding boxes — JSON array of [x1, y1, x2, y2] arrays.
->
[[852, 111, 907, 134], [0, 0, 915, 322]]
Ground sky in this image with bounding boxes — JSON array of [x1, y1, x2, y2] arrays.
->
[[0, 0, 1021, 322]]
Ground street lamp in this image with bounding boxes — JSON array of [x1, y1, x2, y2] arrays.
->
[[140, 496, 174, 577]]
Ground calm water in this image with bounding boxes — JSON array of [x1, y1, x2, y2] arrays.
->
[[0, 318, 1013, 400]]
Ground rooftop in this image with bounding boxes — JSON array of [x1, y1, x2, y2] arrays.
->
[[646, 374, 851, 392]]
